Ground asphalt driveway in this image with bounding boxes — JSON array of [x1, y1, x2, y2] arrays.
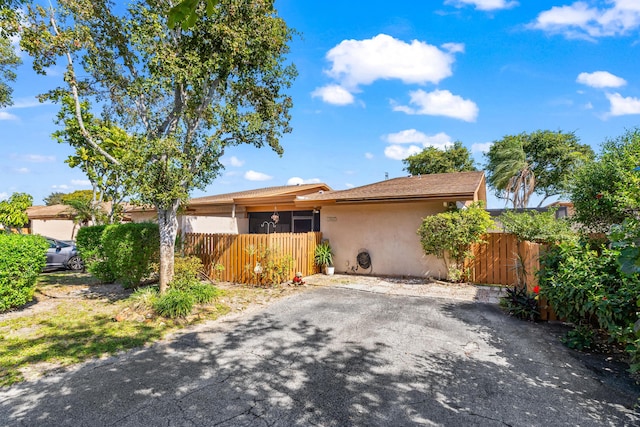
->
[[1, 285, 639, 426]]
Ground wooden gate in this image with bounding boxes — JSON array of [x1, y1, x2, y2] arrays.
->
[[183, 231, 322, 284]]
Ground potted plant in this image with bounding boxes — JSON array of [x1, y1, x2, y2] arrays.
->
[[314, 241, 334, 275]]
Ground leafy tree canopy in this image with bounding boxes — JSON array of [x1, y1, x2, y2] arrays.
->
[[0, 192, 32, 232], [60, 190, 99, 205], [498, 208, 575, 244], [44, 191, 66, 206], [0, 34, 21, 108], [403, 141, 476, 176], [20, 0, 296, 292], [0, 0, 24, 108], [485, 130, 594, 208], [417, 202, 493, 281], [569, 128, 640, 233]]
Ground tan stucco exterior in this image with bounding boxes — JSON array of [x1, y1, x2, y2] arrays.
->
[[320, 201, 449, 279], [180, 215, 249, 234], [31, 219, 76, 240]]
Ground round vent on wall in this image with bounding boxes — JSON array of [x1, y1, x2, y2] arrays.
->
[[357, 250, 371, 270]]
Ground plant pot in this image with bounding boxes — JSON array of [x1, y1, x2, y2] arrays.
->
[[325, 266, 335, 275]]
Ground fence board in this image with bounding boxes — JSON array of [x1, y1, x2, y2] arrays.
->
[[183, 232, 322, 285], [469, 233, 556, 319]]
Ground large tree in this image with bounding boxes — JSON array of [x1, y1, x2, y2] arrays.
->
[[53, 96, 131, 224], [21, 0, 295, 292], [403, 141, 476, 176], [0, 192, 32, 232], [569, 128, 640, 233], [485, 130, 594, 208], [0, 1, 22, 108]]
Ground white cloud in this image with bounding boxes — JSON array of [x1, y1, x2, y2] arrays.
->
[[606, 92, 640, 116], [229, 156, 244, 167], [52, 184, 70, 190], [584, 102, 594, 109], [244, 170, 273, 181], [24, 154, 55, 163], [384, 145, 423, 160], [10, 97, 50, 109], [393, 89, 479, 122], [71, 179, 91, 186], [383, 130, 455, 160], [472, 142, 493, 153], [287, 177, 322, 185], [577, 71, 626, 88], [0, 111, 18, 121], [324, 34, 461, 90], [445, 0, 518, 11], [14, 167, 29, 174], [0, 192, 7, 201], [531, 1, 640, 39], [384, 129, 454, 149], [345, 183, 355, 189], [311, 85, 355, 105], [365, 152, 374, 160]]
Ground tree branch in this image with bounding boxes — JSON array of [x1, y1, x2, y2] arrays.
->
[[48, 8, 120, 166]]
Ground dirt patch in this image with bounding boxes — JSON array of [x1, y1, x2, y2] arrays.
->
[[303, 273, 506, 303]]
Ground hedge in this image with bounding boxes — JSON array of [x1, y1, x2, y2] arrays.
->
[[0, 234, 48, 312]]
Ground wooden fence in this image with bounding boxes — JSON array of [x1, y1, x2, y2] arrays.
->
[[183, 231, 322, 284], [467, 233, 556, 320]]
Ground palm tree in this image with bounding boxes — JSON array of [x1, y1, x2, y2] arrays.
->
[[485, 135, 535, 208]]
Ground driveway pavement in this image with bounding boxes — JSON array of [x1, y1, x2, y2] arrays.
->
[[1, 284, 639, 426]]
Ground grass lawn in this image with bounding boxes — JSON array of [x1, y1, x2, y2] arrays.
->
[[0, 272, 304, 387]]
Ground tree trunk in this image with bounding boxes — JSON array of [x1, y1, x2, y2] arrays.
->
[[157, 201, 180, 293]]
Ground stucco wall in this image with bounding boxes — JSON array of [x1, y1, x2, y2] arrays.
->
[[31, 219, 76, 240], [320, 202, 449, 279], [180, 215, 248, 234]]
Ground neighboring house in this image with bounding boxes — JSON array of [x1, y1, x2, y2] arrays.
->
[[127, 183, 332, 234], [128, 172, 487, 279], [26, 202, 124, 240], [295, 171, 487, 279], [26, 204, 76, 240]]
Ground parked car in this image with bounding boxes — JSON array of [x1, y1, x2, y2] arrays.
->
[[45, 237, 84, 271]]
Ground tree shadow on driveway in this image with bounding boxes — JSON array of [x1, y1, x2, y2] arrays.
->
[[0, 287, 639, 426]]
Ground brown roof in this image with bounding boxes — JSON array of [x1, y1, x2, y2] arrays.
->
[[296, 171, 486, 204], [188, 183, 332, 206], [27, 202, 123, 219], [26, 204, 74, 219]]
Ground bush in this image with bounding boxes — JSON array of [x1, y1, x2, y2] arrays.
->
[[499, 286, 540, 321], [101, 223, 160, 288], [0, 234, 49, 312], [171, 256, 204, 290], [76, 225, 115, 283], [244, 245, 294, 286], [153, 288, 194, 318], [189, 282, 221, 304], [539, 240, 640, 369], [417, 202, 493, 281]]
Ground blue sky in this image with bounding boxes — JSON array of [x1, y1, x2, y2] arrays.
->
[[2, 0, 640, 207]]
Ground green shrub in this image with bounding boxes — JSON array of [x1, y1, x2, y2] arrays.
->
[[499, 286, 540, 321], [101, 223, 160, 288], [153, 288, 194, 318], [539, 240, 640, 368], [245, 245, 294, 286], [0, 234, 48, 312], [171, 256, 204, 290], [76, 225, 115, 283], [128, 286, 159, 311], [189, 282, 221, 304], [417, 202, 493, 281]]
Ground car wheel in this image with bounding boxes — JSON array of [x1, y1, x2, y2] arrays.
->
[[67, 256, 84, 271]]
